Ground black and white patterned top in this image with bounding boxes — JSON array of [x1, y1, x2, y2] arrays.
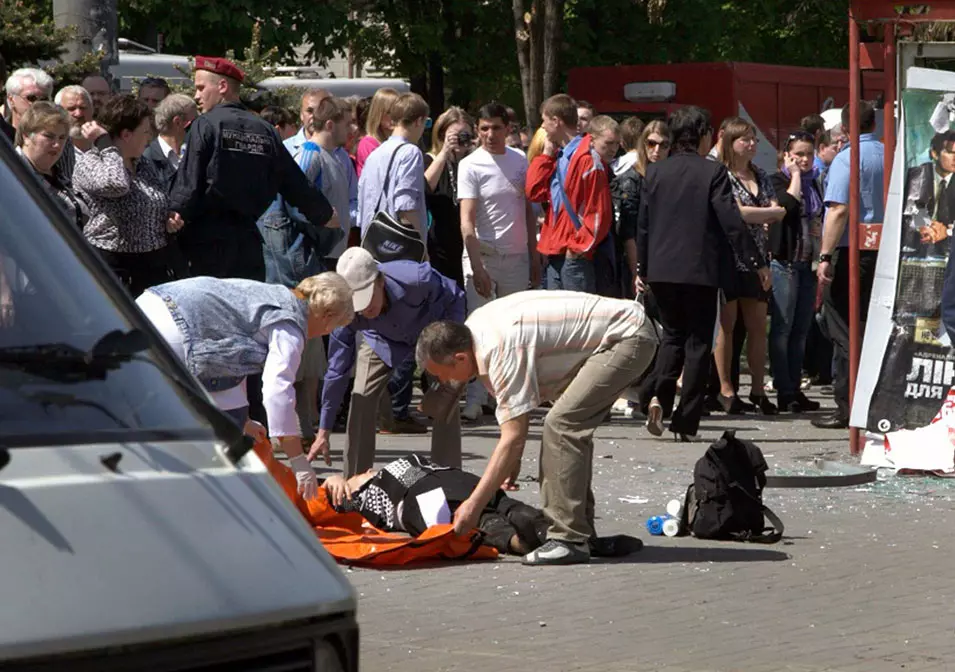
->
[[73, 146, 170, 254], [336, 454, 448, 531], [728, 164, 775, 272]]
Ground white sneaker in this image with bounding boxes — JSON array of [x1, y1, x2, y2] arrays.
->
[[461, 402, 482, 422]]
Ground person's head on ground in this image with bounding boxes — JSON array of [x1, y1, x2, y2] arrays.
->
[[840, 99, 877, 137], [15, 101, 69, 174], [540, 94, 578, 146], [81, 75, 111, 113], [54, 85, 93, 142], [931, 130, 955, 176], [667, 105, 713, 156], [137, 77, 170, 110], [477, 101, 510, 155], [636, 120, 671, 176], [431, 106, 474, 160], [415, 321, 477, 385], [309, 97, 352, 148], [784, 130, 816, 174], [97, 95, 155, 161], [576, 100, 595, 134], [295, 272, 355, 337], [366, 87, 400, 143], [193, 56, 244, 113], [588, 115, 620, 165], [619, 117, 645, 154], [526, 126, 548, 162], [390, 92, 430, 144], [154, 93, 197, 143], [6, 68, 54, 127], [800, 113, 826, 145], [718, 116, 758, 170], [335, 247, 391, 319], [298, 88, 331, 135]]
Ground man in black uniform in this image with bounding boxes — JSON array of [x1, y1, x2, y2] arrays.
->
[[169, 56, 337, 280]]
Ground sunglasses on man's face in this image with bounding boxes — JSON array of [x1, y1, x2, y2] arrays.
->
[[19, 93, 48, 103]]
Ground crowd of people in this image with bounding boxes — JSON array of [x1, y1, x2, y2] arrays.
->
[[1, 53, 882, 565]]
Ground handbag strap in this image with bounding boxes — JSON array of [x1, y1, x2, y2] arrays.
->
[[374, 142, 409, 214], [554, 152, 584, 231]]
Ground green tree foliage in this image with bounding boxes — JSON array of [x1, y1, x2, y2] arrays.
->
[[0, 1, 101, 87]]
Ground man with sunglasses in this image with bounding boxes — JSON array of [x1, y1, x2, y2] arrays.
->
[[4, 68, 53, 132]]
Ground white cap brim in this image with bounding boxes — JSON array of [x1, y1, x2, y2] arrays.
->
[[352, 282, 375, 312]]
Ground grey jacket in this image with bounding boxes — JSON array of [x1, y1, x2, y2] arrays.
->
[[145, 277, 308, 389]]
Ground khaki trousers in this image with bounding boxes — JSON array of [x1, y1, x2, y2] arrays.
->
[[294, 336, 327, 441], [540, 320, 658, 544], [345, 340, 462, 477]]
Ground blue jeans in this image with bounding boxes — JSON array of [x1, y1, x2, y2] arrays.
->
[[388, 352, 416, 420], [545, 254, 596, 293], [769, 260, 817, 396]]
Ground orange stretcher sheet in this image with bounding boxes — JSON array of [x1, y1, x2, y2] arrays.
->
[[253, 440, 498, 566]]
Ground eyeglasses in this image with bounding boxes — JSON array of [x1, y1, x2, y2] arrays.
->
[[18, 93, 48, 103], [646, 139, 671, 149]]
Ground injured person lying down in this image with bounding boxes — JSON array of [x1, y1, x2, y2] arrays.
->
[[322, 454, 550, 555]]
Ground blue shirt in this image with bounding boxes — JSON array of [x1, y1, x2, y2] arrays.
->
[[319, 260, 466, 429], [823, 133, 885, 248], [285, 128, 358, 225], [357, 135, 427, 236]]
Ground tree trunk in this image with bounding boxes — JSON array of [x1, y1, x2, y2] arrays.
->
[[427, 51, 445, 117], [542, 0, 563, 99], [511, 0, 534, 126]]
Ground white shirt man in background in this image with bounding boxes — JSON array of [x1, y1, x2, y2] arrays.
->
[[458, 101, 540, 422]]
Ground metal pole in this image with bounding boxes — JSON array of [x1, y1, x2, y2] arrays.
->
[[848, 11, 862, 456], [883, 22, 896, 195]]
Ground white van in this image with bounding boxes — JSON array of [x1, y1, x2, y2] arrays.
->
[[112, 46, 409, 99], [0, 137, 358, 670]]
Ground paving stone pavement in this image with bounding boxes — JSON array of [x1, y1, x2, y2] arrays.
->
[[316, 387, 955, 672]]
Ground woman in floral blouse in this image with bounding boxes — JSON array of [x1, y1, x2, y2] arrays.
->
[[716, 118, 786, 415], [73, 95, 183, 297]]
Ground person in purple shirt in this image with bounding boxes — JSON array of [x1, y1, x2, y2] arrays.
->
[[309, 247, 466, 476]]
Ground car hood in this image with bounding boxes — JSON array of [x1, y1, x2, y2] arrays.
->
[[0, 438, 355, 661]]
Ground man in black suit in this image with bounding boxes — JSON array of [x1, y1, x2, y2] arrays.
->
[[903, 130, 955, 257], [141, 93, 197, 191], [636, 105, 769, 440]]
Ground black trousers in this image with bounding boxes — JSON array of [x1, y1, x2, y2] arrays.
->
[[403, 471, 550, 554], [822, 249, 877, 415], [642, 282, 718, 435], [182, 229, 266, 282]]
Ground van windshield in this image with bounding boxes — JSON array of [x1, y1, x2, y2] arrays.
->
[[0, 143, 211, 446]]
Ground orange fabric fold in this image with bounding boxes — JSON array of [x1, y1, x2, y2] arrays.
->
[[252, 440, 498, 566]]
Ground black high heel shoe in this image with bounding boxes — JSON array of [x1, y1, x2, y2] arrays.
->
[[718, 394, 746, 415], [749, 393, 778, 416]]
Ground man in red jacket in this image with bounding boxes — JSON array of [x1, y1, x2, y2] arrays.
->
[[526, 94, 613, 293]]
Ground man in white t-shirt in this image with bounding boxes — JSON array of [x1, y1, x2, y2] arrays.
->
[[458, 102, 540, 421]]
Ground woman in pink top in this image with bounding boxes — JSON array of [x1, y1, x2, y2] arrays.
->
[[355, 87, 399, 176]]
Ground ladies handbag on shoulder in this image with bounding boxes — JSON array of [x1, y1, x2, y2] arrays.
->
[[361, 144, 427, 263]]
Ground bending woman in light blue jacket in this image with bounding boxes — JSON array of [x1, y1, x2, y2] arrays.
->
[[136, 273, 354, 499]]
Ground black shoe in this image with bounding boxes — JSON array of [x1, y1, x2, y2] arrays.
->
[[795, 391, 821, 411], [703, 395, 723, 413], [811, 412, 848, 429], [718, 394, 747, 414], [589, 534, 644, 558], [749, 393, 778, 415]]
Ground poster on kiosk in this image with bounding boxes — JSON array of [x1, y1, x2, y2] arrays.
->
[[854, 67, 955, 436]]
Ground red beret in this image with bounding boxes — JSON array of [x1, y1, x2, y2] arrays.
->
[[194, 56, 245, 83]]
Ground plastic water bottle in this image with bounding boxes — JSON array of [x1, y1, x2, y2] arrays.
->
[[666, 499, 684, 519], [646, 515, 668, 536], [662, 518, 681, 537]]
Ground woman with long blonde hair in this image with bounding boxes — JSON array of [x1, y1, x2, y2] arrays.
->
[[355, 87, 400, 175]]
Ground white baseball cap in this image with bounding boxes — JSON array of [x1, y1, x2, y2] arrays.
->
[[337, 247, 380, 312]]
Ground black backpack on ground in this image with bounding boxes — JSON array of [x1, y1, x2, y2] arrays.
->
[[681, 431, 784, 543]]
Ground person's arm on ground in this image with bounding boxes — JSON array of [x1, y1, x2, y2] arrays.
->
[[310, 324, 358, 463], [452, 415, 530, 534]]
